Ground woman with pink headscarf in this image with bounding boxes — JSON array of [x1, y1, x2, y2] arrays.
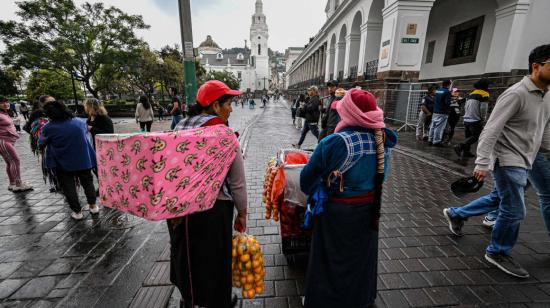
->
[[300, 89, 397, 307]]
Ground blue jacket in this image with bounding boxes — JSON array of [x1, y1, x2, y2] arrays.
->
[[433, 87, 452, 114], [300, 127, 397, 198], [40, 118, 97, 171]]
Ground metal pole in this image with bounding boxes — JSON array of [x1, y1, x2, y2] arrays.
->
[[178, 0, 197, 106], [70, 72, 78, 113]]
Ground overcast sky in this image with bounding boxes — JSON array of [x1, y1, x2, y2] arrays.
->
[[1, 0, 326, 53]]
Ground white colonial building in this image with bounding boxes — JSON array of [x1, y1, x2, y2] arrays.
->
[[197, 0, 271, 92], [287, 0, 550, 89], [283, 47, 305, 89]]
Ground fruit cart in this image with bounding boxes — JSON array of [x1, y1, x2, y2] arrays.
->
[[263, 149, 312, 264]]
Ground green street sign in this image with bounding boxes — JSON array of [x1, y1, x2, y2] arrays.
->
[[401, 38, 420, 44]]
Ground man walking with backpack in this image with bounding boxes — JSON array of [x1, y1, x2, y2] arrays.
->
[[428, 80, 452, 146], [454, 79, 490, 157]]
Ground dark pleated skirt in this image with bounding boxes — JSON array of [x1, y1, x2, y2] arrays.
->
[[167, 200, 234, 308], [304, 201, 379, 308]]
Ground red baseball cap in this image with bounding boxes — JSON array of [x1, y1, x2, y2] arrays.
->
[[196, 80, 242, 107]]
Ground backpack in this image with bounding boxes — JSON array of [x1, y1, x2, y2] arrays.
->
[[29, 117, 49, 155]]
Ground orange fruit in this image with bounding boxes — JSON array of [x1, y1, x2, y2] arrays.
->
[[245, 260, 252, 270], [244, 283, 253, 291], [246, 274, 254, 283], [242, 289, 248, 298], [255, 286, 263, 294], [239, 253, 250, 263], [254, 273, 263, 282], [247, 289, 255, 298], [234, 281, 242, 288], [240, 276, 247, 284], [232, 249, 237, 258], [252, 259, 261, 269]]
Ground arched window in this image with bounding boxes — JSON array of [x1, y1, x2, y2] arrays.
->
[[216, 53, 223, 60], [258, 44, 261, 55]]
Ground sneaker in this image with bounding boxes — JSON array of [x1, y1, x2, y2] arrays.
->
[[482, 216, 496, 228], [443, 208, 465, 236], [485, 253, 529, 278], [8, 184, 16, 191], [454, 145, 463, 157], [82, 204, 89, 211], [89, 205, 100, 214], [71, 211, 84, 220], [11, 182, 34, 192]]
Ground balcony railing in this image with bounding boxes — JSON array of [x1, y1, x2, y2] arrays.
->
[[363, 59, 379, 80], [349, 66, 358, 80]]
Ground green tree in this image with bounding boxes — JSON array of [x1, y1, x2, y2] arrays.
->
[[126, 46, 162, 98], [0, 0, 149, 98], [204, 70, 239, 90], [26, 69, 83, 100], [0, 68, 18, 96]]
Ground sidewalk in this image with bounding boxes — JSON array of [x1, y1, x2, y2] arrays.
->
[[0, 101, 549, 307]]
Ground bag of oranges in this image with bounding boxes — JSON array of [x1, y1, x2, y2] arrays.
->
[[232, 233, 265, 299]]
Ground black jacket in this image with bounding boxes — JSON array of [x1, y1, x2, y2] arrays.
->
[[303, 95, 321, 124], [325, 98, 342, 136], [87, 115, 114, 148]]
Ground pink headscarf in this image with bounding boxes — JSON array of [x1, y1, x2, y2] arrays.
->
[[335, 88, 385, 132]]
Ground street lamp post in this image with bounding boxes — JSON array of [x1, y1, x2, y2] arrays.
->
[[178, 0, 198, 107], [70, 71, 78, 113]]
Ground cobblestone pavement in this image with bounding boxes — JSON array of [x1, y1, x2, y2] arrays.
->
[[1, 101, 550, 307]]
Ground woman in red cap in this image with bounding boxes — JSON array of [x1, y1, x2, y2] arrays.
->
[[168, 80, 247, 308], [300, 89, 397, 307]]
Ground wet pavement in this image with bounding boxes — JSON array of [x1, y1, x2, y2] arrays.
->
[[1, 100, 550, 307]]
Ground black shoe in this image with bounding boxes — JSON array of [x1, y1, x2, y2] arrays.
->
[[443, 208, 465, 236], [485, 253, 529, 278], [463, 152, 476, 158], [454, 145, 463, 157]]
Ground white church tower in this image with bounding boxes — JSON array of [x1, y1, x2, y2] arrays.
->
[[250, 0, 269, 91]]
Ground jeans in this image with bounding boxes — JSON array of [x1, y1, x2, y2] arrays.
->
[[462, 153, 550, 237], [57, 168, 97, 213], [428, 113, 448, 144], [529, 153, 550, 236], [171, 115, 183, 130], [460, 121, 483, 154], [416, 111, 431, 138], [297, 123, 319, 146], [450, 161, 528, 255]]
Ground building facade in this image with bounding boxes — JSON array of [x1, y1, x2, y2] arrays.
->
[[283, 47, 305, 89], [287, 0, 550, 90], [197, 0, 271, 92]]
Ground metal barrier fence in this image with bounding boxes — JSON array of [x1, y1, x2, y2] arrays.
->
[[374, 83, 439, 132], [372, 80, 518, 132]]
